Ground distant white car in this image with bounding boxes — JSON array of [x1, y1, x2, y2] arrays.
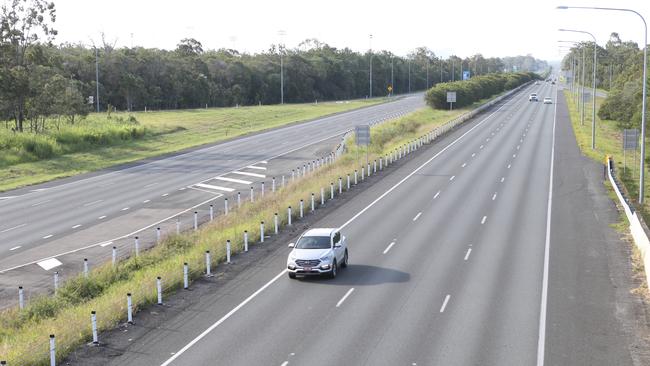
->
[[287, 228, 348, 279], [529, 93, 538, 102], [543, 97, 552, 104]]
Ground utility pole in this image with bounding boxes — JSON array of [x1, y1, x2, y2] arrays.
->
[[95, 47, 100, 113], [369, 34, 373, 98], [426, 58, 429, 88]]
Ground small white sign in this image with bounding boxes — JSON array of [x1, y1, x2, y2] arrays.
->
[[447, 92, 457, 103]]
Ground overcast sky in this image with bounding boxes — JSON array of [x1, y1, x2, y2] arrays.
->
[[46, 0, 650, 62]]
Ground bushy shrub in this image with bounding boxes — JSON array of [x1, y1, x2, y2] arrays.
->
[[425, 72, 538, 109]]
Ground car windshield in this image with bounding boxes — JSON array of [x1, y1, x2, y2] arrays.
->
[[295, 236, 331, 249]]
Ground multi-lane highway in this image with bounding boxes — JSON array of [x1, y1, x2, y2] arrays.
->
[[65, 82, 644, 365], [0, 96, 423, 276]]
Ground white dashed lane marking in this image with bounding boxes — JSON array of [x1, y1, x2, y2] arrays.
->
[[481, 216, 487, 225], [440, 295, 451, 313]]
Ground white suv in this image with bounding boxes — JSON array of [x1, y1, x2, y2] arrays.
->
[[287, 228, 348, 279], [529, 93, 538, 102]]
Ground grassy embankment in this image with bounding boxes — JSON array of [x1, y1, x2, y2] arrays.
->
[[0, 99, 385, 191]]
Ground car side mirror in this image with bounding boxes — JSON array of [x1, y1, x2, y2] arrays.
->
[[288, 242, 295, 248], [334, 243, 342, 248]]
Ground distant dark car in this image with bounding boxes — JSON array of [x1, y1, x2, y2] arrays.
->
[[551, 81, 555, 85]]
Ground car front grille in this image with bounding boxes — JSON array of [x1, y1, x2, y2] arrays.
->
[[295, 259, 320, 267]]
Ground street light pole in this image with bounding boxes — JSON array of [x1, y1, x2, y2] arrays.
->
[[557, 5, 648, 203], [559, 28, 598, 149], [391, 57, 394, 96], [95, 47, 99, 113], [369, 34, 373, 98], [408, 58, 411, 93], [278, 30, 286, 105]]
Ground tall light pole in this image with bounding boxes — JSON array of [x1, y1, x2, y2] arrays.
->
[[408, 58, 411, 93], [452, 58, 455, 81], [559, 29, 598, 149], [390, 56, 394, 96], [94, 47, 100, 113], [369, 34, 373, 98], [440, 57, 443, 83], [558, 5, 648, 204], [559, 40, 584, 120], [278, 30, 286, 104]]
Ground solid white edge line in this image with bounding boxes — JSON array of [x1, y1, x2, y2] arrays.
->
[[9, 246, 21, 251], [433, 191, 441, 199], [43, 234, 52, 239], [336, 288, 355, 308], [440, 294, 451, 313], [0, 223, 27, 233], [339, 93, 518, 231], [383, 241, 396, 254], [160, 269, 288, 366], [536, 85, 557, 366], [72, 224, 82, 229], [464, 248, 472, 261]]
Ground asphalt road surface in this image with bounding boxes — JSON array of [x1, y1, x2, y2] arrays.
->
[[0, 95, 423, 286], [65, 82, 646, 365]]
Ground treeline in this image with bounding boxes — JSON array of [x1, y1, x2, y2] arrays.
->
[[560, 32, 648, 129], [1, 0, 549, 133], [425, 72, 539, 109]]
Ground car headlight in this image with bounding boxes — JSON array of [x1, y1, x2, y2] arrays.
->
[[289, 252, 296, 261], [319, 253, 332, 262]]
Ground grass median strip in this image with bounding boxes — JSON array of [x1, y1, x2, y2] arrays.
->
[[0, 98, 385, 192], [0, 97, 498, 365]]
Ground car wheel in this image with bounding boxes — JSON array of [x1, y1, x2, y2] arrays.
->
[[341, 249, 348, 268], [329, 260, 337, 279], [288, 272, 296, 279]]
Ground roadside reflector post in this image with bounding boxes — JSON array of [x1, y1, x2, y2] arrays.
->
[[374, 160, 377, 173], [281, 175, 285, 187], [205, 251, 211, 276], [224, 199, 228, 215], [226, 240, 231, 263], [291, 170, 295, 181], [379, 158, 383, 170], [135, 236, 140, 256], [321, 187, 325, 205], [18, 286, 24, 309], [83, 258, 89, 278], [127, 293, 134, 324], [261, 182, 265, 197], [272, 177, 276, 192], [183, 263, 189, 289], [54, 271, 59, 294], [176, 218, 180, 234], [49, 334, 56, 366], [91, 311, 99, 345], [194, 211, 198, 230], [347, 174, 350, 190], [157, 277, 163, 304], [367, 163, 371, 176], [260, 221, 265, 243], [288, 207, 292, 226], [244, 230, 249, 252], [361, 167, 365, 181], [211, 204, 215, 220], [330, 182, 334, 199], [274, 213, 279, 233], [300, 199, 304, 218], [338, 177, 342, 194], [112, 246, 117, 266], [237, 192, 241, 208], [250, 187, 254, 202], [311, 193, 315, 212], [355, 170, 358, 185], [156, 227, 161, 243]]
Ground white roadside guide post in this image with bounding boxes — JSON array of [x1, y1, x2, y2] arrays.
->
[[338, 177, 343, 194], [354, 170, 358, 185], [260, 221, 265, 242], [210, 204, 214, 220], [18, 286, 24, 309], [157, 276, 163, 304], [205, 251, 212, 276], [238, 192, 241, 207], [261, 181, 265, 197], [194, 211, 198, 230], [135, 236, 140, 256], [224, 199, 229, 215], [156, 227, 161, 243], [83, 258, 89, 278], [49, 334, 56, 366], [226, 240, 231, 263], [127, 293, 134, 324], [288, 206, 292, 225], [244, 230, 249, 252], [183, 263, 189, 289], [330, 182, 334, 199], [311, 193, 315, 212], [91, 311, 99, 345], [250, 187, 254, 202], [176, 218, 180, 234], [300, 199, 304, 218], [272, 177, 276, 192], [54, 271, 59, 293], [321, 187, 325, 204], [274, 213, 279, 233]]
